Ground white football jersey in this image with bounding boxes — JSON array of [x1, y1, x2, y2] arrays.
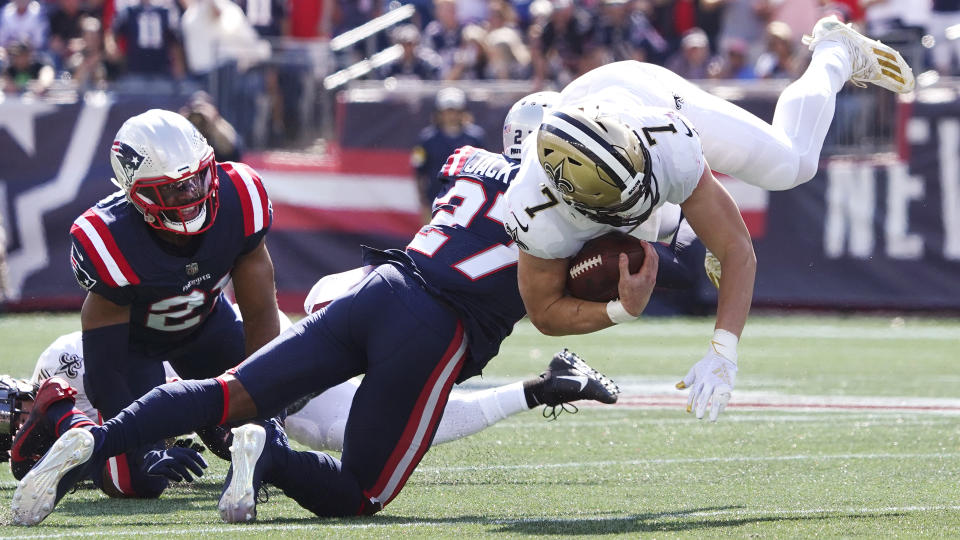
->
[[504, 89, 705, 260]]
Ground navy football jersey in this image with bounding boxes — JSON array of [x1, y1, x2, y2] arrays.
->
[[370, 146, 525, 379], [69, 162, 272, 348], [111, 3, 180, 76]]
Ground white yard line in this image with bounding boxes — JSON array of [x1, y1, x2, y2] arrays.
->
[[590, 321, 959, 340], [414, 451, 960, 473], [5, 504, 960, 539]]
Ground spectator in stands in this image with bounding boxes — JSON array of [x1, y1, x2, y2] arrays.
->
[[0, 0, 47, 50], [754, 21, 804, 80], [861, 0, 928, 41], [530, 0, 595, 88], [2, 39, 53, 93], [180, 90, 243, 162], [288, 0, 330, 39], [702, 0, 775, 65], [446, 23, 488, 80], [66, 15, 122, 89], [47, 0, 90, 70], [455, 0, 487, 25], [378, 23, 442, 80], [711, 36, 756, 80], [180, 0, 269, 145], [108, 0, 185, 82], [930, 0, 960, 75], [332, 0, 382, 35], [485, 0, 518, 32], [665, 27, 714, 80], [423, 0, 465, 78], [234, 0, 291, 146], [233, 0, 288, 38], [484, 26, 531, 80], [410, 87, 485, 222], [594, 0, 669, 64]]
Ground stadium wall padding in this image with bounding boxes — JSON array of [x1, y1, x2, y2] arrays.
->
[[1, 93, 958, 312]]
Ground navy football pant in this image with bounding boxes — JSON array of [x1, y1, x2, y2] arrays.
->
[[89, 299, 245, 498], [234, 264, 466, 514]]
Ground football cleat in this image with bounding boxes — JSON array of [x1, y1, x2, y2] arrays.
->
[[537, 349, 620, 419], [12, 428, 94, 526], [10, 377, 78, 480], [802, 15, 914, 94], [219, 419, 285, 524]]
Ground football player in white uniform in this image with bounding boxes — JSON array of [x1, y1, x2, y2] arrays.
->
[[503, 16, 915, 422]]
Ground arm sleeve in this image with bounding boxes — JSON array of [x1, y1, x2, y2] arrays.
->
[[82, 323, 133, 419]]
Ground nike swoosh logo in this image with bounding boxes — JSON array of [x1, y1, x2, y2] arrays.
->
[[556, 375, 588, 391], [510, 212, 530, 232]]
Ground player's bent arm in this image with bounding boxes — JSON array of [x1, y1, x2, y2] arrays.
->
[[517, 246, 657, 336], [231, 238, 281, 357], [679, 166, 756, 337], [80, 291, 135, 416]]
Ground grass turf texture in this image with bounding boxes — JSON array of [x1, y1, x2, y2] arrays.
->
[[1, 312, 959, 538]]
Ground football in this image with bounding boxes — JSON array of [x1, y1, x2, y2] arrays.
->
[[566, 232, 647, 302]]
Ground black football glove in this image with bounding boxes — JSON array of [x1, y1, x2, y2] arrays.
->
[[143, 447, 208, 482]]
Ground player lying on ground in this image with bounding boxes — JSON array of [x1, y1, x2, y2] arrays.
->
[[503, 16, 915, 422], [10, 91, 715, 526], [3, 329, 618, 478]]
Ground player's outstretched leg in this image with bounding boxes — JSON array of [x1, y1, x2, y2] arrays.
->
[[525, 349, 620, 418], [219, 423, 269, 523], [802, 14, 914, 93], [11, 428, 95, 526]]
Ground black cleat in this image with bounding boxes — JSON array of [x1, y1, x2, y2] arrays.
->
[[537, 349, 620, 419]]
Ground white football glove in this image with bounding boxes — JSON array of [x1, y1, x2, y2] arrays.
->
[[676, 330, 738, 422]]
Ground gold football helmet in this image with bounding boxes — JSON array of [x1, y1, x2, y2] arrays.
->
[[537, 106, 659, 227]]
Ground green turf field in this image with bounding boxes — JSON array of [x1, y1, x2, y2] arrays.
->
[[1, 312, 959, 538]]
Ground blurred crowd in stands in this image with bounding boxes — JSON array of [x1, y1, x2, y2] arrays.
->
[[0, 0, 954, 146]]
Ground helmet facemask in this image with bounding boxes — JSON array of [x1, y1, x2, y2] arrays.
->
[[537, 108, 660, 228], [129, 152, 219, 234]]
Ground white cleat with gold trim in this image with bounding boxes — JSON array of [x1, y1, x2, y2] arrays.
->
[[803, 15, 915, 94]]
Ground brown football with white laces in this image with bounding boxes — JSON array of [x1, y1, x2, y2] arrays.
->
[[566, 232, 647, 302]]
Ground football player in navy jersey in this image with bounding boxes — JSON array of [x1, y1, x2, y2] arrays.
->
[[12, 96, 626, 526], [11, 109, 281, 502]]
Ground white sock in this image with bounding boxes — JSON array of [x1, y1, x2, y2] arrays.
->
[[770, 41, 851, 186], [284, 380, 357, 453], [432, 382, 529, 445], [285, 379, 532, 451]]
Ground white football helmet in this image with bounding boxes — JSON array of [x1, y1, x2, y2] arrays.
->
[[502, 91, 560, 160], [537, 105, 659, 228], [109, 109, 218, 235]]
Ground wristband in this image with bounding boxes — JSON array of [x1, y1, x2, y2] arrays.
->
[[606, 300, 638, 325], [710, 328, 739, 363]]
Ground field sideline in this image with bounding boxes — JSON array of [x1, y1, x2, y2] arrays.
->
[[1, 312, 958, 538]]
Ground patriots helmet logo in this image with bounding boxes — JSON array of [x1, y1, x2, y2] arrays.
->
[[111, 140, 146, 184]]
